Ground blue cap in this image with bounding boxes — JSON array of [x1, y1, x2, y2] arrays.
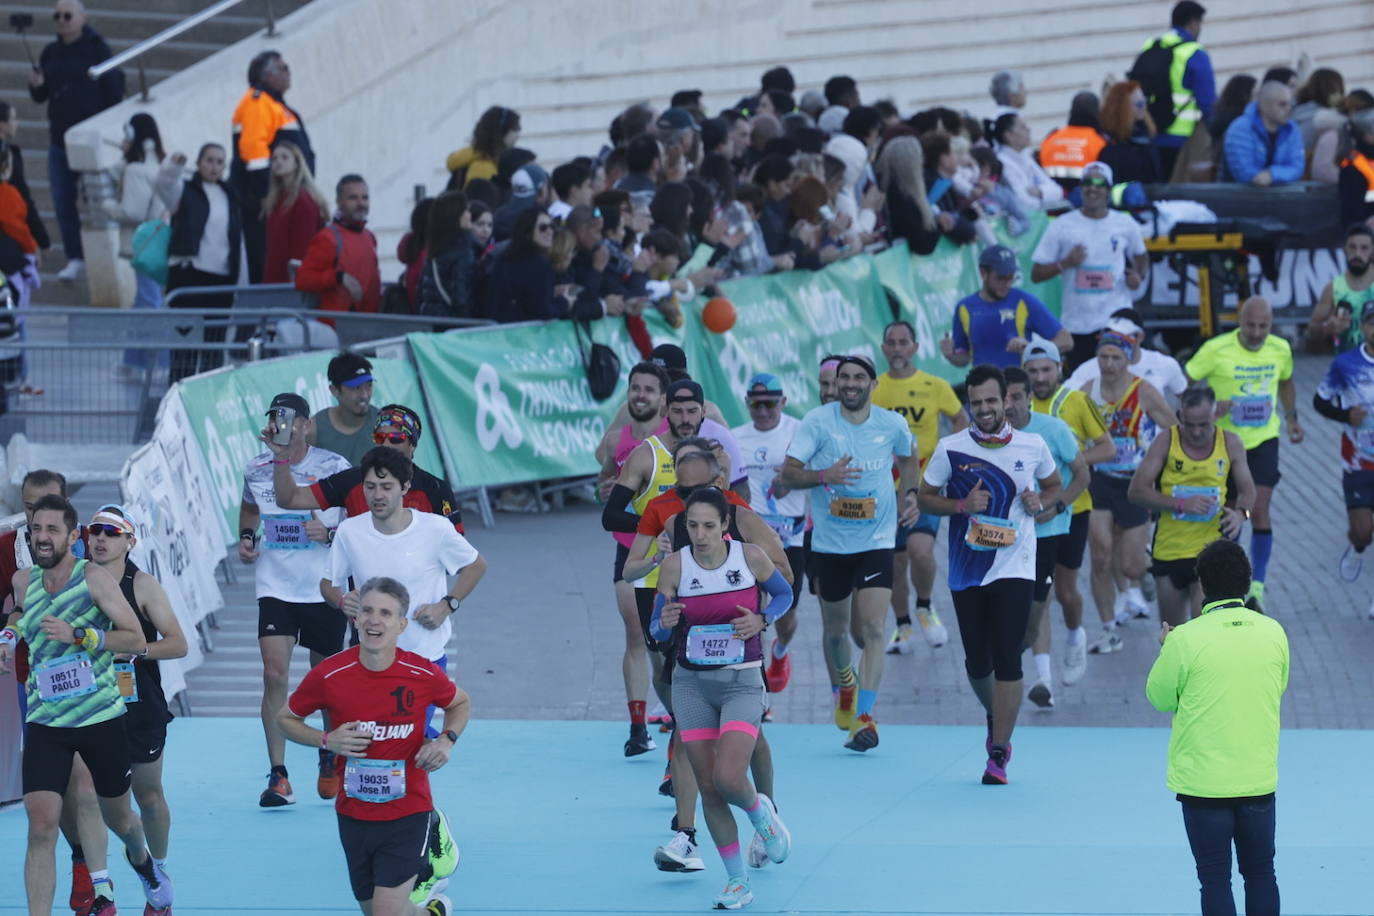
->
[[746, 373, 783, 397], [978, 244, 1018, 275]]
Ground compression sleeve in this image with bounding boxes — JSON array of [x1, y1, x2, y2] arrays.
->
[[759, 570, 793, 623], [1311, 390, 1350, 424], [649, 593, 674, 643], [602, 484, 640, 533]]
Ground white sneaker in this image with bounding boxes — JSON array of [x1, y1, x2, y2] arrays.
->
[[1062, 638, 1087, 686], [746, 830, 768, 869], [1340, 545, 1363, 583], [916, 607, 948, 648], [654, 830, 704, 872], [1125, 587, 1150, 620], [56, 258, 84, 282], [1088, 627, 1122, 654], [885, 623, 915, 655], [1027, 679, 1054, 709]]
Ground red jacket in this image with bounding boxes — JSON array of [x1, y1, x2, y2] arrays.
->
[[264, 192, 325, 284], [294, 217, 380, 313]]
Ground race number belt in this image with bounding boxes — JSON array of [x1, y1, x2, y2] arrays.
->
[[685, 624, 745, 665], [263, 514, 312, 550], [1170, 485, 1220, 522], [965, 514, 1017, 551], [829, 497, 876, 520], [1229, 396, 1272, 428], [1099, 436, 1140, 475], [343, 758, 407, 803], [115, 661, 139, 703], [35, 651, 98, 702]]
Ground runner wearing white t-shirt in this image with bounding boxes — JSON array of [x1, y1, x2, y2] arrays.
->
[[239, 393, 351, 808], [323, 447, 486, 736], [919, 366, 1061, 785], [731, 372, 806, 693], [1030, 162, 1148, 372]]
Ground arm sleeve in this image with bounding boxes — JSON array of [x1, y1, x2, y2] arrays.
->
[[648, 593, 673, 643], [1144, 638, 1181, 712], [439, 525, 481, 574], [1311, 389, 1350, 423], [286, 664, 325, 718], [293, 229, 338, 294], [602, 484, 641, 534], [759, 569, 793, 623]]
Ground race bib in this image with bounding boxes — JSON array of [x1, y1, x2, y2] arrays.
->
[[1170, 485, 1221, 522], [263, 514, 312, 550], [1098, 436, 1141, 475], [685, 624, 745, 665], [1075, 264, 1114, 293], [760, 514, 802, 542], [115, 661, 138, 703], [829, 497, 876, 520], [343, 758, 407, 803], [1354, 423, 1374, 457], [1229, 396, 1272, 428], [965, 514, 1017, 551], [35, 651, 98, 702]]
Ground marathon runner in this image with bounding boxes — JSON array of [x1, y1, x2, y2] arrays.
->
[[310, 352, 382, 465], [241, 392, 352, 807], [780, 354, 920, 752], [1022, 340, 1113, 686], [1, 495, 172, 916], [1065, 310, 1188, 407], [86, 504, 188, 916], [593, 361, 671, 757], [872, 320, 965, 653], [1312, 300, 1374, 614], [1185, 296, 1304, 611], [918, 365, 1061, 784], [1128, 387, 1254, 625], [650, 488, 794, 910], [1306, 224, 1374, 354], [730, 373, 806, 691], [281, 575, 468, 916], [1082, 331, 1176, 650], [1002, 367, 1090, 709]]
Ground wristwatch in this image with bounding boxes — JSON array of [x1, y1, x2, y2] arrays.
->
[[443, 596, 461, 614], [72, 627, 87, 646], [1055, 500, 1068, 515], [442, 729, 459, 745]]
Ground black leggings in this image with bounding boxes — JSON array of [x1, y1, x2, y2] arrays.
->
[[951, 578, 1034, 682]]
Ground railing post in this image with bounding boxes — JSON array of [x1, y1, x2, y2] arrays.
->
[[265, 0, 277, 36], [137, 60, 149, 102]]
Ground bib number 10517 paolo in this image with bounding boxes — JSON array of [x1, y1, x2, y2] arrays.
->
[[35, 651, 98, 702]]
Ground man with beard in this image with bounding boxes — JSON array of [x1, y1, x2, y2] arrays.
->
[[1, 495, 172, 915], [1185, 297, 1304, 611], [311, 353, 382, 466], [780, 355, 920, 752], [594, 361, 671, 756], [1306, 224, 1374, 354], [919, 365, 1061, 784]]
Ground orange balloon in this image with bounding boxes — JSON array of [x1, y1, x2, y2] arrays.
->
[[702, 296, 737, 333]]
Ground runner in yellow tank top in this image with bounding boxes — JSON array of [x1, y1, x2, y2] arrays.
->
[[1128, 387, 1255, 626]]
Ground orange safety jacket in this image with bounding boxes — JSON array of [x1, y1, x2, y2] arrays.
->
[[1343, 151, 1374, 203], [230, 87, 311, 199], [1039, 126, 1107, 181]]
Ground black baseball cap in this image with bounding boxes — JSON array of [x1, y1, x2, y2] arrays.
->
[[666, 379, 704, 404], [266, 392, 310, 417], [650, 343, 688, 371], [656, 107, 700, 132], [327, 352, 374, 388]]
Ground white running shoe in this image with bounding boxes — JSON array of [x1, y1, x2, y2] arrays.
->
[[1125, 586, 1150, 620], [916, 607, 948, 648], [746, 830, 768, 869], [1367, 594, 1374, 621], [654, 830, 704, 872], [1088, 627, 1122, 654], [1340, 545, 1364, 583], [1027, 679, 1054, 709], [57, 258, 84, 283], [885, 623, 915, 655], [754, 794, 791, 864], [1062, 638, 1088, 686]]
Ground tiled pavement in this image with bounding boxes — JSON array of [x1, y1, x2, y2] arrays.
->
[[184, 354, 1374, 729]]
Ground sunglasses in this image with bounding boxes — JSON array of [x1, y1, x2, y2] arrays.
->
[[373, 431, 412, 445], [53, 11, 74, 20], [748, 399, 780, 409], [87, 524, 126, 538], [535, 223, 553, 233], [1082, 177, 1110, 187]]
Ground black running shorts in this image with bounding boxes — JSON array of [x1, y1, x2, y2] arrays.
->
[[1033, 534, 1060, 603], [337, 810, 431, 901], [1151, 556, 1201, 592], [1055, 511, 1091, 570], [258, 598, 347, 656], [1343, 470, 1374, 510], [811, 549, 894, 602], [122, 698, 171, 765], [23, 718, 133, 798], [1246, 437, 1281, 488], [1089, 472, 1150, 530]]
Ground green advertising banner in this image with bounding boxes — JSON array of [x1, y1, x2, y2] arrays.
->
[[176, 351, 440, 544]]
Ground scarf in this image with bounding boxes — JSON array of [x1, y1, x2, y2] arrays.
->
[[969, 421, 1014, 447]]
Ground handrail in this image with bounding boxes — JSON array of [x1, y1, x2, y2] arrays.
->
[[88, 0, 276, 100]]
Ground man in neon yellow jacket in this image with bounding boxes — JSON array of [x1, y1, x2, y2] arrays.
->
[[1146, 538, 1288, 916]]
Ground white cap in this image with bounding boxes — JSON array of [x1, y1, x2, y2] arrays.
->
[[1021, 336, 1061, 365]]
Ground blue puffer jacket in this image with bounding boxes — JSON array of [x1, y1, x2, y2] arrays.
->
[[1222, 102, 1304, 185]]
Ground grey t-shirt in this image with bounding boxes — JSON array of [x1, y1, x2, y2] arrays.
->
[[312, 405, 380, 466]]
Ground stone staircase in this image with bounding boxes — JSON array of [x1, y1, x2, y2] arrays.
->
[[0, 0, 311, 306]]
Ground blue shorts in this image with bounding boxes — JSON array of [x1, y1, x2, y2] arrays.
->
[[1344, 470, 1374, 510], [895, 512, 940, 549]]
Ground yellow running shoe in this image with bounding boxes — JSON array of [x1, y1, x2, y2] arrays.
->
[[833, 685, 856, 731]]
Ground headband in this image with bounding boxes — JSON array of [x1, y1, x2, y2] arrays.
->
[[90, 504, 136, 536], [1096, 331, 1136, 361], [834, 355, 877, 380], [819, 358, 841, 373], [375, 406, 422, 441]]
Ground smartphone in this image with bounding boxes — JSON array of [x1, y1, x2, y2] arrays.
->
[[9, 13, 34, 29], [271, 406, 295, 446]]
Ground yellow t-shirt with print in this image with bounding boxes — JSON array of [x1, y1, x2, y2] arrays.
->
[[1033, 385, 1107, 514], [872, 370, 964, 469], [1184, 331, 1293, 450]]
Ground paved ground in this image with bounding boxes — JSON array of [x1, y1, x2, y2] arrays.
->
[[175, 354, 1374, 731]]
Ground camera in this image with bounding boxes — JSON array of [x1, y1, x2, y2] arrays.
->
[[270, 406, 296, 446], [9, 13, 34, 30]]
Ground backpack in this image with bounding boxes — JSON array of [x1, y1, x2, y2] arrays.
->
[[379, 273, 411, 314], [572, 319, 620, 401], [1129, 39, 1183, 134]]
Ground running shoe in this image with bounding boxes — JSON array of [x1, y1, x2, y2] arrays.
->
[[753, 793, 791, 864], [89, 895, 116, 916], [1246, 581, 1266, 613], [1124, 586, 1150, 620], [833, 685, 856, 731], [648, 700, 671, 724], [408, 867, 448, 907], [423, 894, 452, 916], [746, 830, 769, 869], [428, 809, 460, 879], [843, 714, 879, 753], [885, 623, 915, 655], [143, 907, 172, 916], [658, 775, 674, 798], [317, 749, 340, 800], [653, 830, 704, 872], [625, 724, 656, 757], [1061, 637, 1087, 686], [1088, 627, 1122, 654], [258, 771, 295, 807], [982, 743, 1012, 785], [127, 850, 173, 910], [658, 714, 674, 734], [916, 607, 949, 648], [764, 643, 792, 692], [1028, 679, 1054, 709], [713, 878, 753, 910], [71, 861, 95, 913], [1340, 544, 1364, 582]]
